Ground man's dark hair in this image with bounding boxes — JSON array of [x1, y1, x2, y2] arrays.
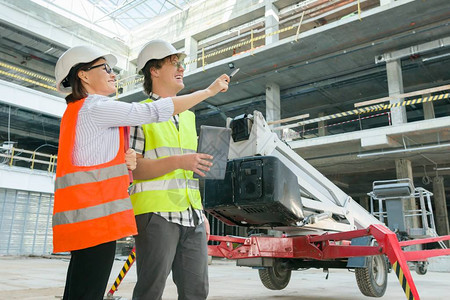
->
[[64, 58, 102, 104]]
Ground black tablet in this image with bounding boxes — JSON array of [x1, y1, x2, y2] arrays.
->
[[194, 125, 231, 180]]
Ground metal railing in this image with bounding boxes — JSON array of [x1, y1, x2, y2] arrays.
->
[[0, 146, 57, 173], [276, 85, 450, 141]]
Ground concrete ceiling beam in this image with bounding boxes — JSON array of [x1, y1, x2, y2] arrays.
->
[[376, 36, 450, 64], [0, 79, 65, 118]]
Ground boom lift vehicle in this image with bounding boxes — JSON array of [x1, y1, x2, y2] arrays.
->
[[106, 111, 450, 300], [203, 111, 450, 299]]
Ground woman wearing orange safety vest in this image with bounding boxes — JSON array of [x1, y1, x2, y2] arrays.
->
[[54, 45, 229, 300]]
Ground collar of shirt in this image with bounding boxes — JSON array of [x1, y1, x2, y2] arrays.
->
[[149, 92, 179, 125], [148, 92, 160, 101]]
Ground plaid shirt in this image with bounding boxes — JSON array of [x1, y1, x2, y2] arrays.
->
[[130, 93, 203, 227]]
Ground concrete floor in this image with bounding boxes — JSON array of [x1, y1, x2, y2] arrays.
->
[[0, 256, 449, 300]]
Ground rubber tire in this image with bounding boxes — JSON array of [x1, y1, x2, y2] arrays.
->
[[415, 263, 428, 275], [258, 259, 292, 290], [355, 255, 388, 297]]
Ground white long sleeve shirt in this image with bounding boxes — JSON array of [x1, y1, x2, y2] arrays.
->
[[72, 94, 174, 166]]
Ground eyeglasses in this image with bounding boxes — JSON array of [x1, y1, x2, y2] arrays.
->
[[85, 63, 112, 74], [169, 60, 185, 70]]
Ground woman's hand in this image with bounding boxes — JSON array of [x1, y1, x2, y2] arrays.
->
[[125, 148, 137, 171]]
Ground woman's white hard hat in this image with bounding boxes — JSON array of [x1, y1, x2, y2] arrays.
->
[[55, 45, 117, 93], [136, 40, 186, 71]]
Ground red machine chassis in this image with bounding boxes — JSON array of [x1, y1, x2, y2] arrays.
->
[[208, 224, 450, 300]]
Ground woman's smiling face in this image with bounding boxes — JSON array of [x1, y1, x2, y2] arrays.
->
[[79, 58, 116, 96]]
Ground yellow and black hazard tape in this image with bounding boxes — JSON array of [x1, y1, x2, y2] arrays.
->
[[182, 24, 297, 66], [117, 76, 144, 89], [117, 24, 297, 88], [294, 93, 450, 127], [109, 248, 136, 294], [0, 61, 55, 83], [393, 261, 415, 300]]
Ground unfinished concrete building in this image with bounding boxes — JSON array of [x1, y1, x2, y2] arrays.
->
[[0, 0, 449, 258]]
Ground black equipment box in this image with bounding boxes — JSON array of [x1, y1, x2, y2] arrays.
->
[[204, 156, 304, 227]]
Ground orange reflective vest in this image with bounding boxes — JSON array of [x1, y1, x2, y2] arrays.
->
[[53, 98, 137, 253]]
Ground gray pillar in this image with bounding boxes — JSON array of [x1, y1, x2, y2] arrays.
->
[[185, 36, 198, 72], [395, 159, 419, 229], [423, 94, 435, 120], [387, 59, 407, 125], [266, 82, 280, 125], [359, 195, 370, 211], [237, 226, 248, 237], [318, 112, 327, 136], [265, 0, 279, 45], [433, 176, 449, 239]]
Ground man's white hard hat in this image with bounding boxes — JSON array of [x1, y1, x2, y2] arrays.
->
[[55, 45, 117, 93], [136, 40, 186, 71]]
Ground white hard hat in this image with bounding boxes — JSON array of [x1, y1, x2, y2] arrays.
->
[[136, 40, 186, 71], [55, 45, 117, 93]]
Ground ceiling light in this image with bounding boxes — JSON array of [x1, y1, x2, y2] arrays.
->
[[422, 53, 450, 62], [44, 47, 54, 54], [434, 167, 450, 171]]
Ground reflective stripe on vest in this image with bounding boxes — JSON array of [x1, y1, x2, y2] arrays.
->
[[53, 98, 137, 253], [131, 178, 199, 194], [55, 164, 128, 190], [53, 197, 132, 225], [130, 100, 202, 215], [144, 147, 196, 159]]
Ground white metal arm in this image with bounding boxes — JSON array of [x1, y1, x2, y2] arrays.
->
[[227, 111, 381, 233]]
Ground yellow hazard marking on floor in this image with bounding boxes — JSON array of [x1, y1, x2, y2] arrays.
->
[[393, 261, 415, 300], [110, 249, 136, 293]]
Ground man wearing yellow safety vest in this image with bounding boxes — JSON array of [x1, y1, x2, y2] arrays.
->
[[129, 40, 229, 300]]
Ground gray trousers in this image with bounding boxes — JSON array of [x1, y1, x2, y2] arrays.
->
[[132, 213, 208, 300]]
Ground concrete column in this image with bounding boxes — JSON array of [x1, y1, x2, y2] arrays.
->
[[386, 59, 407, 125], [433, 176, 449, 239], [185, 36, 198, 72], [395, 159, 419, 229], [423, 93, 435, 120], [265, 0, 279, 45], [266, 82, 280, 128], [318, 112, 327, 136], [359, 195, 370, 211]]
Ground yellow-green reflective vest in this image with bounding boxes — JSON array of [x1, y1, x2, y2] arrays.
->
[[130, 99, 202, 215]]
